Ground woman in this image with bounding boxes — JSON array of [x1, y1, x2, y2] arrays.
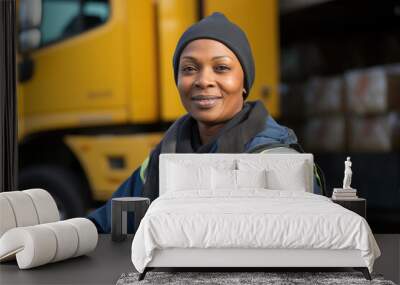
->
[[88, 12, 320, 233]]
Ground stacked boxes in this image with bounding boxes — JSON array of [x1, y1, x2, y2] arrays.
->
[[345, 66, 400, 152], [303, 116, 345, 152], [348, 113, 400, 152], [345, 67, 400, 114], [304, 76, 344, 116], [281, 64, 400, 153]]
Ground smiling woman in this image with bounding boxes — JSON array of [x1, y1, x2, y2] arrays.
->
[[177, 39, 245, 145], [178, 39, 245, 143], [87, 12, 315, 234]]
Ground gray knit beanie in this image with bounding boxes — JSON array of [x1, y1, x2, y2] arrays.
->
[[172, 12, 255, 99]]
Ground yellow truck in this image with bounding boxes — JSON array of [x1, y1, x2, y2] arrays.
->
[[17, 0, 279, 218]]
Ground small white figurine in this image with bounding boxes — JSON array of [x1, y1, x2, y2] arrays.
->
[[342, 157, 353, 189]]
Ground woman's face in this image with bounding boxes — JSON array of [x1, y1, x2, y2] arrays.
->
[[177, 39, 245, 125]]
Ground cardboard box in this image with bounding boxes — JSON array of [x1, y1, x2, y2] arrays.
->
[[345, 65, 400, 115], [305, 76, 344, 116], [303, 116, 345, 152], [349, 113, 400, 152]]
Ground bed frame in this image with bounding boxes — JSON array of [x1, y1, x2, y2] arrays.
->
[[137, 154, 372, 281], [139, 248, 371, 280]]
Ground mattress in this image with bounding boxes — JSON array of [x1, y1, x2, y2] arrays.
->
[[131, 190, 381, 273]]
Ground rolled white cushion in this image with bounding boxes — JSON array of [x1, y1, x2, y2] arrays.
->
[[64, 218, 98, 257], [23, 188, 59, 224], [0, 196, 17, 238], [0, 218, 98, 269], [0, 191, 39, 227], [0, 226, 57, 269], [42, 222, 79, 262]]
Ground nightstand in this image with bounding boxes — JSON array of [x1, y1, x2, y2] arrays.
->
[[331, 197, 366, 219], [111, 197, 150, 242]]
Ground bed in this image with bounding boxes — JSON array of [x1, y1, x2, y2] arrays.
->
[[131, 153, 381, 280]]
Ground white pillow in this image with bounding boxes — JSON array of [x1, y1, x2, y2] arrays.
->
[[236, 169, 267, 189], [212, 168, 268, 190], [266, 160, 308, 191], [212, 168, 237, 190], [167, 162, 212, 191]]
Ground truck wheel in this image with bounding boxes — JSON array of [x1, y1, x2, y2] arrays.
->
[[18, 165, 87, 219]]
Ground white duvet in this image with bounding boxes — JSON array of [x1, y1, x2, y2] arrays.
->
[[131, 190, 381, 273]]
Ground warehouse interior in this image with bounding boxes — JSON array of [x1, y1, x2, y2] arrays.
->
[[279, 0, 400, 234]]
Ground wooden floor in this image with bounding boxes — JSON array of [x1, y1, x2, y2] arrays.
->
[[373, 234, 400, 284]]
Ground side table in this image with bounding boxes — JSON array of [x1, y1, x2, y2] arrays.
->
[[331, 197, 366, 219], [111, 197, 150, 241]]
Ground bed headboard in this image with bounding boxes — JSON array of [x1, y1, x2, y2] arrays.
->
[[159, 153, 314, 195]]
